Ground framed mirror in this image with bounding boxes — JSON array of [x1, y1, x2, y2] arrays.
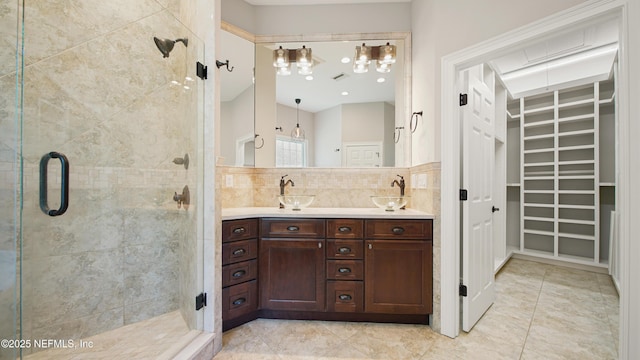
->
[[219, 25, 411, 168]]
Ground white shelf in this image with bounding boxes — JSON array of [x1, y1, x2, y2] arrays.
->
[[507, 183, 521, 187], [517, 81, 606, 267], [558, 232, 596, 241], [524, 119, 555, 128]]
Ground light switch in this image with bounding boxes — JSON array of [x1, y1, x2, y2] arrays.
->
[[418, 174, 428, 188]]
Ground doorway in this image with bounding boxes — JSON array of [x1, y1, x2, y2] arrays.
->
[[440, 0, 628, 348]]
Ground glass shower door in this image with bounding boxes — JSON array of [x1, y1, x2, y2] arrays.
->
[[11, 1, 205, 358]]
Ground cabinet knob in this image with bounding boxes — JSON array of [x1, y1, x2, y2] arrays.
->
[[232, 270, 246, 278], [233, 227, 246, 234], [392, 226, 405, 234], [287, 225, 300, 232], [338, 247, 351, 254], [232, 248, 246, 256], [232, 298, 246, 306], [318, 242, 322, 249], [368, 243, 372, 250], [338, 267, 352, 273], [338, 226, 352, 233]]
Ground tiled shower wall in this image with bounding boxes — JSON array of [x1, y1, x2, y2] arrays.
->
[[217, 163, 442, 330], [0, 0, 201, 350]]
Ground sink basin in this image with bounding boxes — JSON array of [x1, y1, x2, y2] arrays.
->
[[370, 196, 409, 211], [278, 195, 315, 210]]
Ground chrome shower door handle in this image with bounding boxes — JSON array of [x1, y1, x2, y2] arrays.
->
[[39, 151, 70, 217]]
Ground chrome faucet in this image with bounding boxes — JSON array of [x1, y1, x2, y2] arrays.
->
[[279, 175, 295, 208], [391, 175, 406, 209]]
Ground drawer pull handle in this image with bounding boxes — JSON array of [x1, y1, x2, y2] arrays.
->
[[338, 267, 351, 273], [338, 294, 352, 301], [233, 227, 246, 234], [232, 298, 246, 306], [232, 248, 246, 256], [338, 226, 352, 233], [232, 270, 246, 278], [368, 243, 372, 250], [287, 225, 300, 232], [338, 247, 351, 254], [392, 226, 405, 234]]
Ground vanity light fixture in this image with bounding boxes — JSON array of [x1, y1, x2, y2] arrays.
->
[[352, 42, 397, 74], [291, 98, 305, 141], [273, 45, 314, 76]]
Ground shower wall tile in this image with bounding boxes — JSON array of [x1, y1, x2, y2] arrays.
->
[[23, 0, 163, 66], [0, 1, 19, 77], [124, 240, 180, 305], [25, 248, 125, 329], [124, 292, 180, 325]]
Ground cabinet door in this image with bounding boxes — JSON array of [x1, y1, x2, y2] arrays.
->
[[260, 238, 325, 311], [364, 240, 432, 314]]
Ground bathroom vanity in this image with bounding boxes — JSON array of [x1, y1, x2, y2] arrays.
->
[[221, 208, 434, 331]]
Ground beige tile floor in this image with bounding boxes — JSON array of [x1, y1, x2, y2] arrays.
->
[[214, 258, 619, 360]]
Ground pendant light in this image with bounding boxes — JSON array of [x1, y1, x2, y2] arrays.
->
[[291, 98, 305, 141]]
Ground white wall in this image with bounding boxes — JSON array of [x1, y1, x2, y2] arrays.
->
[[314, 105, 342, 167], [220, 85, 255, 166], [342, 102, 385, 143], [276, 103, 315, 166], [222, 1, 410, 35], [384, 102, 395, 167], [411, 0, 589, 164]]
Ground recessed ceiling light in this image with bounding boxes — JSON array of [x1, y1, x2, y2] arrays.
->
[[377, 77, 386, 83], [341, 57, 351, 64], [305, 75, 314, 80], [341, 91, 349, 96]]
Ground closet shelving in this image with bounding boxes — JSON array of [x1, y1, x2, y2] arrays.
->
[[512, 79, 616, 267]]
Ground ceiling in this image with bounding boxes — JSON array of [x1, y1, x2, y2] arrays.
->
[[490, 18, 619, 98], [220, 34, 398, 113]]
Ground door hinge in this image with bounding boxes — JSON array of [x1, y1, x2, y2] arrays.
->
[[459, 284, 468, 297], [460, 189, 468, 201], [459, 93, 468, 106], [196, 61, 208, 80], [195, 292, 207, 310]]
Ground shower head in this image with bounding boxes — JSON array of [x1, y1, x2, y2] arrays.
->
[[153, 37, 188, 58]]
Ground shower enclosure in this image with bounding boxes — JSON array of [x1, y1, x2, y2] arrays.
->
[[2, 1, 205, 358]]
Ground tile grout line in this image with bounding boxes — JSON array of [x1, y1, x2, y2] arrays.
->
[[518, 268, 547, 359]]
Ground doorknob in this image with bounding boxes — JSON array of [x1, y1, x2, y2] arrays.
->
[[492, 206, 500, 213]]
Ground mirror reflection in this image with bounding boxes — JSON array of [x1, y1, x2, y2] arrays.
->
[[220, 30, 255, 166], [220, 29, 408, 168]]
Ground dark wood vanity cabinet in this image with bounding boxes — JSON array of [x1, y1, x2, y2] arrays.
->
[[364, 219, 433, 315], [259, 218, 326, 311], [222, 219, 259, 330], [223, 216, 432, 330]]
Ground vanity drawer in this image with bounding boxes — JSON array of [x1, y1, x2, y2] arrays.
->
[[327, 219, 364, 239], [222, 280, 258, 320], [365, 219, 432, 240], [222, 239, 258, 265], [222, 259, 257, 288], [326, 239, 364, 259], [223, 219, 258, 243], [327, 280, 363, 313], [327, 260, 363, 280], [261, 218, 325, 238]]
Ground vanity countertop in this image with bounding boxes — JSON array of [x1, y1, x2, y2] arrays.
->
[[221, 207, 435, 220]]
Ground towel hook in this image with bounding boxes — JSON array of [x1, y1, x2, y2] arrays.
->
[[254, 134, 264, 149], [215, 59, 234, 72], [394, 126, 404, 144], [410, 111, 422, 133]]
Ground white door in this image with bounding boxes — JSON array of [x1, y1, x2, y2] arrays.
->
[[461, 65, 496, 332], [344, 143, 382, 167]]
